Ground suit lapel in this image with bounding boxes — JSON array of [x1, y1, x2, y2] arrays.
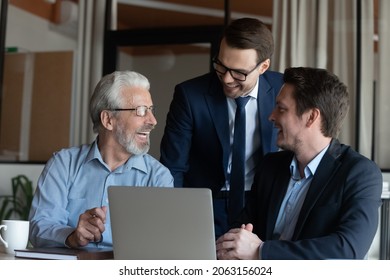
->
[[292, 139, 343, 239], [205, 75, 230, 177]]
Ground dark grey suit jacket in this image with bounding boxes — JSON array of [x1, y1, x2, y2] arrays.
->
[[236, 139, 383, 259]]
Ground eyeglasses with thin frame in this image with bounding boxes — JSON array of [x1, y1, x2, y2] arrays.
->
[[110, 106, 155, 117], [212, 58, 261, 81]]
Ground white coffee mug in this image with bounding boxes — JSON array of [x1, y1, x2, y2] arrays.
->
[[0, 220, 30, 254]]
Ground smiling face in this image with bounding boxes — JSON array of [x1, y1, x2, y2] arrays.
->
[[268, 84, 311, 152], [112, 86, 157, 155], [215, 38, 269, 98]]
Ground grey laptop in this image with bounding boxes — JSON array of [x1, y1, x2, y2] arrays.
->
[[108, 186, 216, 260]]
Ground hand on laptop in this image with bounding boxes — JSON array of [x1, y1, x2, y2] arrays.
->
[[65, 206, 107, 248], [216, 223, 262, 260]]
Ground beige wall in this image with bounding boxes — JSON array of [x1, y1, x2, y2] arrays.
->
[[0, 51, 73, 162], [118, 49, 210, 159]]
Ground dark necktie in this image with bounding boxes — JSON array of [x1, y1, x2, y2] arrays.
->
[[229, 96, 250, 224]]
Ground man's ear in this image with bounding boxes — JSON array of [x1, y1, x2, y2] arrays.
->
[[306, 108, 320, 127], [100, 110, 114, 131], [258, 59, 270, 75]]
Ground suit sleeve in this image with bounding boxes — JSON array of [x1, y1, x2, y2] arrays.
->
[[160, 84, 193, 187]]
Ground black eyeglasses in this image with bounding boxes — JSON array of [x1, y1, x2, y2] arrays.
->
[[212, 58, 261, 81], [110, 106, 155, 117]]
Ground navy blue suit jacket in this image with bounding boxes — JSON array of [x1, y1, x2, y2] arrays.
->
[[236, 139, 383, 259], [160, 71, 283, 195]]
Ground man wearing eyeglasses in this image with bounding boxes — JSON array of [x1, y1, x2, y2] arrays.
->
[[29, 71, 173, 248], [160, 18, 283, 238]]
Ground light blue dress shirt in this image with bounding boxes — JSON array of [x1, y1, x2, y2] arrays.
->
[[29, 139, 174, 248], [273, 145, 329, 240]]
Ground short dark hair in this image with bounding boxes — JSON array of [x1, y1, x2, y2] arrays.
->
[[283, 67, 349, 138], [222, 17, 274, 63]]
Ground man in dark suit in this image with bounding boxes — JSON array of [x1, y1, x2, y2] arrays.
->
[[216, 67, 383, 259], [160, 18, 283, 238]]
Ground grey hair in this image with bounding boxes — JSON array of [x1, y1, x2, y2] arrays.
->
[[89, 71, 150, 133]]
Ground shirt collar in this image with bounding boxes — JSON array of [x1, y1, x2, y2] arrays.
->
[[123, 154, 148, 174], [290, 144, 330, 180], [85, 138, 103, 164], [85, 137, 148, 174], [246, 78, 259, 99]]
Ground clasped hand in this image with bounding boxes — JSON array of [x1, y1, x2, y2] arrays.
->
[[216, 223, 263, 260]]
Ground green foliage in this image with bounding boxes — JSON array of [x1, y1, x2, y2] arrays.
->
[[0, 175, 33, 222]]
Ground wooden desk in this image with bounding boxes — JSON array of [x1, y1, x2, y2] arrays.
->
[[0, 252, 16, 260]]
